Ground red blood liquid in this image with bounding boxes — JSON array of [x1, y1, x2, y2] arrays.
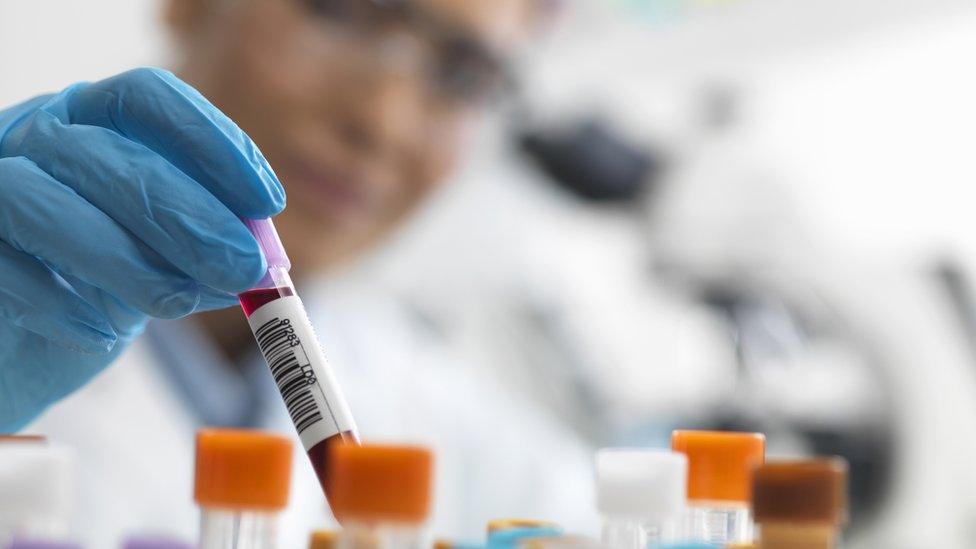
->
[[239, 286, 294, 316], [239, 287, 360, 508], [308, 430, 361, 505]]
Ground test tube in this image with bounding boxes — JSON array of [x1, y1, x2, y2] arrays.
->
[[194, 429, 293, 549], [239, 218, 359, 504], [671, 431, 765, 545], [0, 444, 74, 545], [595, 449, 687, 549], [752, 459, 848, 549], [329, 444, 434, 549]]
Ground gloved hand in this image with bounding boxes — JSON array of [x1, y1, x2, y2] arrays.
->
[[0, 67, 285, 430]]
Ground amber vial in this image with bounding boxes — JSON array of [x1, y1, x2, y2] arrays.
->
[[752, 458, 848, 549]]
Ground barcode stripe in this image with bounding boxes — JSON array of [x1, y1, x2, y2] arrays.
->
[[253, 316, 324, 434]]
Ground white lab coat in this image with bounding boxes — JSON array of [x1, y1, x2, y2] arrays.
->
[[25, 282, 601, 548]]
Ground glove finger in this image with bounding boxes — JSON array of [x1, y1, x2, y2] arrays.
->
[[2, 110, 266, 293], [0, 240, 116, 354], [0, 156, 201, 319], [58, 273, 149, 342], [197, 285, 241, 312], [60, 271, 237, 327], [64, 68, 285, 218]]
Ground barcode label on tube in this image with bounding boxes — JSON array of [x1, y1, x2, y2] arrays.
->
[[246, 295, 355, 450]]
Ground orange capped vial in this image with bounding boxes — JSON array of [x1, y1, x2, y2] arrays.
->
[[671, 430, 765, 545], [329, 444, 434, 549], [194, 429, 293, 549]]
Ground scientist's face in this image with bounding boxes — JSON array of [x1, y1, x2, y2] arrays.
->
[[168, 0, 534, 270]]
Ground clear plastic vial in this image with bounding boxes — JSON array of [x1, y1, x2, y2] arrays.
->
[[671, 430, 766, 545], [681, 502, 752, 545], [595, 449, 688, 549], [194, 429, 293, 549], [0, 442, 74, 546], [329, 444, 434, 549]]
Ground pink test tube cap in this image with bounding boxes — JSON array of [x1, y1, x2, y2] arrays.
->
[[242, 218, 291, 270]]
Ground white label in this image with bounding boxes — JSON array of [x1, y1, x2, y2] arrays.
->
[[247, 295, 356, 450]]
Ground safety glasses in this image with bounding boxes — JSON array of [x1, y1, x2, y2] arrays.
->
[[296, 0, 516, 106]]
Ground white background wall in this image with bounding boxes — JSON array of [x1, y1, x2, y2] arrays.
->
[[755, 10, 976, 261], [0, 0, 165, 105]]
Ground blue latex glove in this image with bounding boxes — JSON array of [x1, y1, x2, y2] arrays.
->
[[0, 68, 286, 430]]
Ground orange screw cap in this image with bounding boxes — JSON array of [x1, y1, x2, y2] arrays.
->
[[308, 530, 338, 549], [328, 444, 433, 524], [671, 430, 765, 503], [194, 429, 293, 511]]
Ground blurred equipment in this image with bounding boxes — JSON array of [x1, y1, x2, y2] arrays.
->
[[519, 118, 660, 202], [516, 88, 894, 540]]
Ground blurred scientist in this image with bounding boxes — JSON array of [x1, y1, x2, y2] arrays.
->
[[0, 0, 604, 546]]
